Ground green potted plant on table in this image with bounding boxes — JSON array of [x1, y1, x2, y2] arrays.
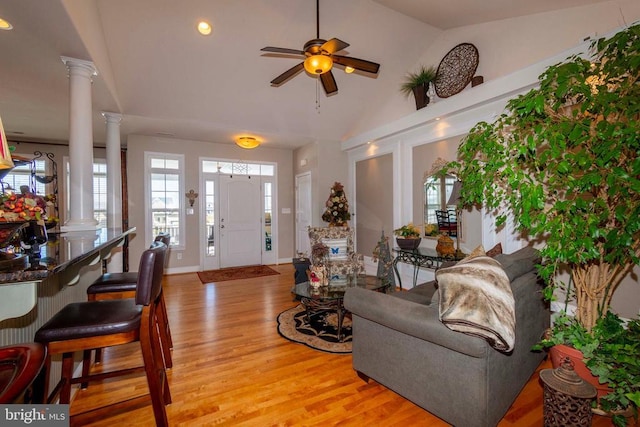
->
[[394, 223, 421, 250], [445, 23, 640, 425], [400, 65, 437, 110]]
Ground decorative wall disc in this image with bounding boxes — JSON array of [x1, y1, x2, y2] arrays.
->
[[434, 43, 479, 98]]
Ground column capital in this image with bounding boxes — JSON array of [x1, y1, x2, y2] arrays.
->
[[101, 112, 123, 124], [60, 56, 98, 76]]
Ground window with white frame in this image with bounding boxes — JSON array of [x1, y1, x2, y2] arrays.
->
[[93, 161, 107, 228], [146, 153, 183, 247], [64, 158, 108, 227], [2, 158, 46, 194], [424, 174, 456, 226]]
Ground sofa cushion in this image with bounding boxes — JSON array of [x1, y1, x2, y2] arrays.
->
[[493, 245, 540, 282], [394, 281, 437, 305], [436, 255, 515, 352], [321, 238, 348, 260]]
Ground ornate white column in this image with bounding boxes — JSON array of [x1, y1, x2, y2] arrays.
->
[[60, 56, 99, 231], [103, 112, 123, 272]]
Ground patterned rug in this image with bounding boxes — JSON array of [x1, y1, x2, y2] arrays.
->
[[277, 305, 352, 354], [197, 265, 280, 284]]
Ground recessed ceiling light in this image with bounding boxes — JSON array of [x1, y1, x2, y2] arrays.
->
[[344, 66, 355, 74], [197, 21, 212, 36], [0, 18, 13, 30]]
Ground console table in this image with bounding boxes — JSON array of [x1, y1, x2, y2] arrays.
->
[[392, 247, 463, 289]]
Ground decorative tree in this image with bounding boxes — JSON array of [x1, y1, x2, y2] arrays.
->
[[448, 23, 640, 332], [322, 182, 351, 226]]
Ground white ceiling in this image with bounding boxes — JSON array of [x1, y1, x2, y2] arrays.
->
[[0, 0, 610, 150]]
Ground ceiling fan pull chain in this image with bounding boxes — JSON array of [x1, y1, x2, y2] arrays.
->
[[316, 77, 321, 113]]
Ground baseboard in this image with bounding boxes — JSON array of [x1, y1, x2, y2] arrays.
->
[[166, 265, 200, 275]]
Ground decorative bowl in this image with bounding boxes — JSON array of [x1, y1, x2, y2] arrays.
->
[[396, 237, 421, 250]]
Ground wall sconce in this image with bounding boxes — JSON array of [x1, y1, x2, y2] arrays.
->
[[236, 136, 260, 149], [185, 189, 198, 207]]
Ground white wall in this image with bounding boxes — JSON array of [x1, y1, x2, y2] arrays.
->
[[293, 140, 348, 227]]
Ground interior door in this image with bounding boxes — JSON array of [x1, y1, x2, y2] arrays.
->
[[219, 175, 262, 267], [295, 172, 312, 257]]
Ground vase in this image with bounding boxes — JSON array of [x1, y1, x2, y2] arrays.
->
[[549, 344, 612, 404], [436, 234, 455, 257], [412, 83, 430, 110], [396, 237, 421, 250]]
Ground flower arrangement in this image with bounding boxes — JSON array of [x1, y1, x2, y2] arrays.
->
[[424, 223, 439, 236], [0, 192, 50, 222], [394, 223, 421, 238], [310, 242, 329, 266], [321, 182, 351, 226]]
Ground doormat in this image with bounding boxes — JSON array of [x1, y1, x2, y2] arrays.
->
[[277, 305, 352, 354], [197, 265, 280, 284]]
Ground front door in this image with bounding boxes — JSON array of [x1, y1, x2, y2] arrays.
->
[[219, 175, 262, 267]]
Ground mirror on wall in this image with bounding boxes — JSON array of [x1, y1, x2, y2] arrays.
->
[[423, 173, 460, 238]]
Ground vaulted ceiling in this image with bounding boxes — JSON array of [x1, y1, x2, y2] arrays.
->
[[0, 0, 610, 149]]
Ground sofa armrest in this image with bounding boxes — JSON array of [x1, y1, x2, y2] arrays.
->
[[344, 287, 488, 358]]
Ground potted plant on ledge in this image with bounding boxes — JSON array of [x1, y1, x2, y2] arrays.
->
[[445, 23, 640, 425], [400, 65, 437, 110], [394, 223, 421, 250]]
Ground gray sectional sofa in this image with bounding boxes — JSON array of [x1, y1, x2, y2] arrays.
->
[[343, 246, 550, 427]]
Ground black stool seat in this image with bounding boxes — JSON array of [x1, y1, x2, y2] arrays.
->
[[87, 272, 137, 295], [35, 300, 141, 343]]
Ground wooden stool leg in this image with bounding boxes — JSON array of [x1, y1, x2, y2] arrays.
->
[[159, 293, 173, 349], [81, 349, 92, 389], [60, 352, 74, 404], [141, 310, 170, 427], [155, 302, 172, 369]]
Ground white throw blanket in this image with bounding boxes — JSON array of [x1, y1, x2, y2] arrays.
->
[[436, 255, 516, 352]]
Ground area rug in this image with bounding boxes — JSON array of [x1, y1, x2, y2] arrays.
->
[[197, 265, 280, 284], [277, 305, 352, 354]]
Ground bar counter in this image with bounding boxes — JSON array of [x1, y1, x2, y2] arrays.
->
[[0, 227, 136, 344]]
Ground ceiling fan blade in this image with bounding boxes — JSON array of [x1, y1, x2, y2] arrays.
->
[[270, 62, 305, 86], [261, 46, 305, 56], [321, 38, 349, 54], [320, 70, 338, 94], [332, 55, 380, 74]]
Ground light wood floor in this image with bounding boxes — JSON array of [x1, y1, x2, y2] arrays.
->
[[70, 264, 620, 426]]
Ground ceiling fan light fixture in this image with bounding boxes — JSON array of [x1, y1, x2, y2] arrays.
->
[[197, 21, 212, 35], [304, 55, 333, 75], [236, 136, 260, 149], [0, 18, 13, 30]]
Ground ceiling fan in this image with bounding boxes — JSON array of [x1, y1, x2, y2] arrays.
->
[[260, 0, 380, 95]]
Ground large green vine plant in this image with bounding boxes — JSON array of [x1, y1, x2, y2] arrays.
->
[[448, 23, 640, 332]]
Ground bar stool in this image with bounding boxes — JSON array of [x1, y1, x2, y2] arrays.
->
[[33, 242, 170, 427], [87, 233, 172, 368], [0, 343, 46, 403]]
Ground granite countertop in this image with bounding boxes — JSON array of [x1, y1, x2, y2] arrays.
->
[[0, 227, 135, 284]]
